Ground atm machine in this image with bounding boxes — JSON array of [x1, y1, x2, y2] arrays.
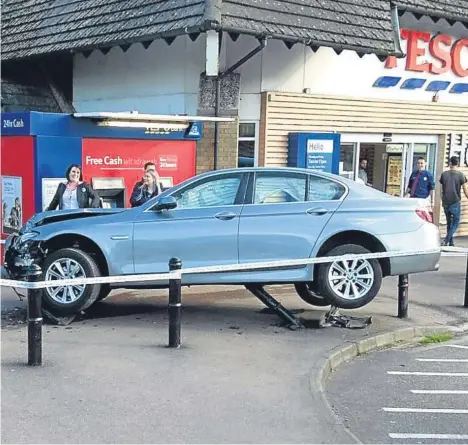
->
[[159, 177, 174, 192], [92, 177, 126, 208]]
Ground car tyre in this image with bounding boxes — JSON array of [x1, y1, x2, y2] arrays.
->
[[294, 283, 331, 307], [315, 244, 382, 310], [41, 248, 102, 316], [97, 284, 112, 301]]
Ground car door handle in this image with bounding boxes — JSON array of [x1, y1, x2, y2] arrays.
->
[[306, 207, 329, 216], [214, 212, 237, 220]]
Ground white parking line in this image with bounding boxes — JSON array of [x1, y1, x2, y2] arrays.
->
[[410, 390, 468, 394], [446, 345, 468, 350], [383, 408, 468, 413], [389, 433, 468, 440], [416, 359, 468, 363], [387, 371, 468, 376]]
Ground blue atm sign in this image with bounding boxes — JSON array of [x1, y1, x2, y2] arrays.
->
[[1, 112, 30, 135]]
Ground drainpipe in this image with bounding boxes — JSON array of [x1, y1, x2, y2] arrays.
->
[[213, 37, 268, 170], [391, 2, 405, 57]]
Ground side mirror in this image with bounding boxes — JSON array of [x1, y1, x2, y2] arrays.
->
[[152, 196, 178, 212]]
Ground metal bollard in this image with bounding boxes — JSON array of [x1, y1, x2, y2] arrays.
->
[[398, 274, 409, 319], [168, 258, 182, 348], [26, 264, 43, 366], [465, 255, 468, 308]]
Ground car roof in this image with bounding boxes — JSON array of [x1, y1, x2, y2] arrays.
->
[[195, 167, 358, 187], [197, 166, 337, 178]]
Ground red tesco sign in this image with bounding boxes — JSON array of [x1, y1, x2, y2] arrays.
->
[[385, 29, 468, 77]]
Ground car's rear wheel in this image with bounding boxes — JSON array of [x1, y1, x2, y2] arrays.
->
[[315, 244, 382, 310], [294, 283, 331, 306], [42, 248, 102, 316], [97, 284, 112, 301]]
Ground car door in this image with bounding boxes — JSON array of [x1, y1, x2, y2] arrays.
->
[[132, 171, 247, 279], [237, 170, 346, 279]]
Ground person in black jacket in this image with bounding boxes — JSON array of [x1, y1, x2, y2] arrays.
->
[[46, 164, 101, 211], [130, 161, 163, 196], [130, 170, 162, 207]]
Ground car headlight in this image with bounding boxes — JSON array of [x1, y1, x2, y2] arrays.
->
[[15, 231, 39, 246], [23, 220, 34, 233]]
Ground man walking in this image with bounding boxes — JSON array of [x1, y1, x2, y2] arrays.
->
[[405, 156, 435, 206], [439, 156, 468, 246]]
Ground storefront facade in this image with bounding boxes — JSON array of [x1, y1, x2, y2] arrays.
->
[[251, 14, 468, 233]]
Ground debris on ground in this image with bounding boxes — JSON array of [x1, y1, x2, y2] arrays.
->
[[1, 307, 27, 327]]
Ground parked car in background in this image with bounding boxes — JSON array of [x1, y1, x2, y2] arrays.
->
[[3, 167, 440, 316]]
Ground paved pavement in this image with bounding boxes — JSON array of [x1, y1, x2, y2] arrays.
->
[[1, 247, 467, 443], [326, 335, 468, 444], [1, 294, 383, 445]]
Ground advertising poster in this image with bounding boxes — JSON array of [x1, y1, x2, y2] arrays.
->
[[82, 139, 196, 207], [306, 139, 334, 172], [385, 155, 403, 196], [42, 178, 67, 211], [1, 176, 22, 234]]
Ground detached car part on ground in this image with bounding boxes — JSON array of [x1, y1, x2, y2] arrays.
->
[[3, 167, 441, 317]]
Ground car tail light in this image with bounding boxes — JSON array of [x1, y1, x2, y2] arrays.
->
[[415, 207, 433, 223]]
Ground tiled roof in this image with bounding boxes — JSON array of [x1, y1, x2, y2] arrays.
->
[[221, 0, 396, 55], [395, 0, 468, 22], [1, 0, 207, 61], [4, 0, 463, 61], [1, 78, 61, 113]]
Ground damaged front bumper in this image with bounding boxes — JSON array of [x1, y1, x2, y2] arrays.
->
[[3, 232, 44, 280]]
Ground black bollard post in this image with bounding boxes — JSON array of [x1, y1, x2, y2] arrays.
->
[[398, 274, 409, 319], [168, 258, 182, 348], [26, 264, 43, 366], [464, 254, 468, 308]]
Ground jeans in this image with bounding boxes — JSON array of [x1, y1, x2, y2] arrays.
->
[[443, 202, 461, 245]]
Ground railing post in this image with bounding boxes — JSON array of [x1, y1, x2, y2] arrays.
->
[[26, 264, 43, 366], [168, 258, 182, 348], [398, 274, 409, 319], [464, 254, 468, 308]]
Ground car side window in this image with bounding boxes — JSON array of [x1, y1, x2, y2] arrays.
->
[[171, 175, 242, 210], [308, 175, 346, 201], [254, 173, 307, 204]]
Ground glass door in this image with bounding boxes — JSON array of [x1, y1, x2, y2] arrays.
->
[[339, 143, 358, 180]]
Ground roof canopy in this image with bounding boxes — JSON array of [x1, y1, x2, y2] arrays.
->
[[73, 111, 234, 123], [395, 0, 468, 24], [1, 0, 466, 62]]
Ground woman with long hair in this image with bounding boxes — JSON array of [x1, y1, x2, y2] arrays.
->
[[46, 164, 101, 210], [130, 169, 162, 207]]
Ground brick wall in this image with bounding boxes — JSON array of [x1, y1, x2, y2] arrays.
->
[[196, 72, 240, 174], [195, 119, 239, 174]]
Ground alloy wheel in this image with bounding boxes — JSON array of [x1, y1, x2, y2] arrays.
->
[[327, 258, 374, 300], [44, 258, 86, 304]]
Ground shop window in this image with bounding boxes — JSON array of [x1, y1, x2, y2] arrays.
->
[[238, 122, 257, 167], [308, 176, 346, 201], [254, 172, 306, 204]]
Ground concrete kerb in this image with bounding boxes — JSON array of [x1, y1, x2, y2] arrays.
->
[[316, 323, 468, 391], [311, 322, 468, 444]]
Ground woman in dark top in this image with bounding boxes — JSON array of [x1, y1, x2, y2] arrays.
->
[[46, 164, 101, 211], [130, 170, 162, 207]]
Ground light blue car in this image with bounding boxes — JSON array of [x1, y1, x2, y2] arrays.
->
[[4, 167, 441, 316]]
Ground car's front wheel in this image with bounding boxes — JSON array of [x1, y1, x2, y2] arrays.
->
[[42, 248, 102, 316], [315, 244, 382, 310]]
